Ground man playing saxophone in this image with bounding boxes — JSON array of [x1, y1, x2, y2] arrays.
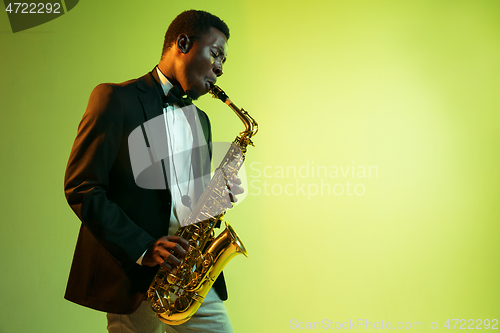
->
[[64, 10, 243, 333]]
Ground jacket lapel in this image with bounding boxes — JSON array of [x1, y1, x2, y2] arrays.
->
[[137, 71, 164, 122]]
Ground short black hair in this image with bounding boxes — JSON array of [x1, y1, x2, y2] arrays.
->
[[161, 10, 230, 57]]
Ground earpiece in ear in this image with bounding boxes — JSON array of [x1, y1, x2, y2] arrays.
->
[[176, 34, 191, 54]]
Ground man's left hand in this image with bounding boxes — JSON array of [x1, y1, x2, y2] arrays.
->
[[226, 174, 244, 203]]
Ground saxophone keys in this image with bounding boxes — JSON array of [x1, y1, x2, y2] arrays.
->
[[174, 296, 189, 312], [180, 271, 193, 285], [167, 273, 179, 284], [202, 256, 212, 269], [151, 291, 170, 313]]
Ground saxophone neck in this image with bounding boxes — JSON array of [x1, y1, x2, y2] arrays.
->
[[209, 85, 259, 145]]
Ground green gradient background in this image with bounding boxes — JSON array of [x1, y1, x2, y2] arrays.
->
[[1, 1, 499, 332]]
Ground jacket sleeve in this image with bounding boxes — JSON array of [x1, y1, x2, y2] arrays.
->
[[64, 83, 155, 269]]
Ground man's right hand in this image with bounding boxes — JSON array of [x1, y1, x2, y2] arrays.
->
[[141, 236, 191, 272]]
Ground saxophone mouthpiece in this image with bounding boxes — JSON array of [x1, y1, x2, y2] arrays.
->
[[209, 84, 229, 103]]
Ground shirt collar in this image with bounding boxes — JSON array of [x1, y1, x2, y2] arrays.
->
[[156, 66, 174, 96]]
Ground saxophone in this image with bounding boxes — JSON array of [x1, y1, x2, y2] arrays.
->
[[147, 85, 258, 325]]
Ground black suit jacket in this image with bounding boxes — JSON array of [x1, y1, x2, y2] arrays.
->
[[64, 70, 227, 314]]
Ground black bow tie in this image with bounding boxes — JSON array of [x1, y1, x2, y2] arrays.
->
[[163, 85, 192, 107]]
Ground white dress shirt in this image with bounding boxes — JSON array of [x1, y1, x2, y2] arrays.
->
[[136, 68, 196, 265]]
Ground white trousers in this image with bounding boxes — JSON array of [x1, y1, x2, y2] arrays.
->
[[106, 289, 234, 333]]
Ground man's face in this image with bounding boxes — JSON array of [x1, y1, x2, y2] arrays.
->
[[179, 27, 228, 100]]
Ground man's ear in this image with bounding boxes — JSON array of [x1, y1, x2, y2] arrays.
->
[[176, 34, 193, 54]]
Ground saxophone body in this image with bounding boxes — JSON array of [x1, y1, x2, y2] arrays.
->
[[147, 85, 258, 325]]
